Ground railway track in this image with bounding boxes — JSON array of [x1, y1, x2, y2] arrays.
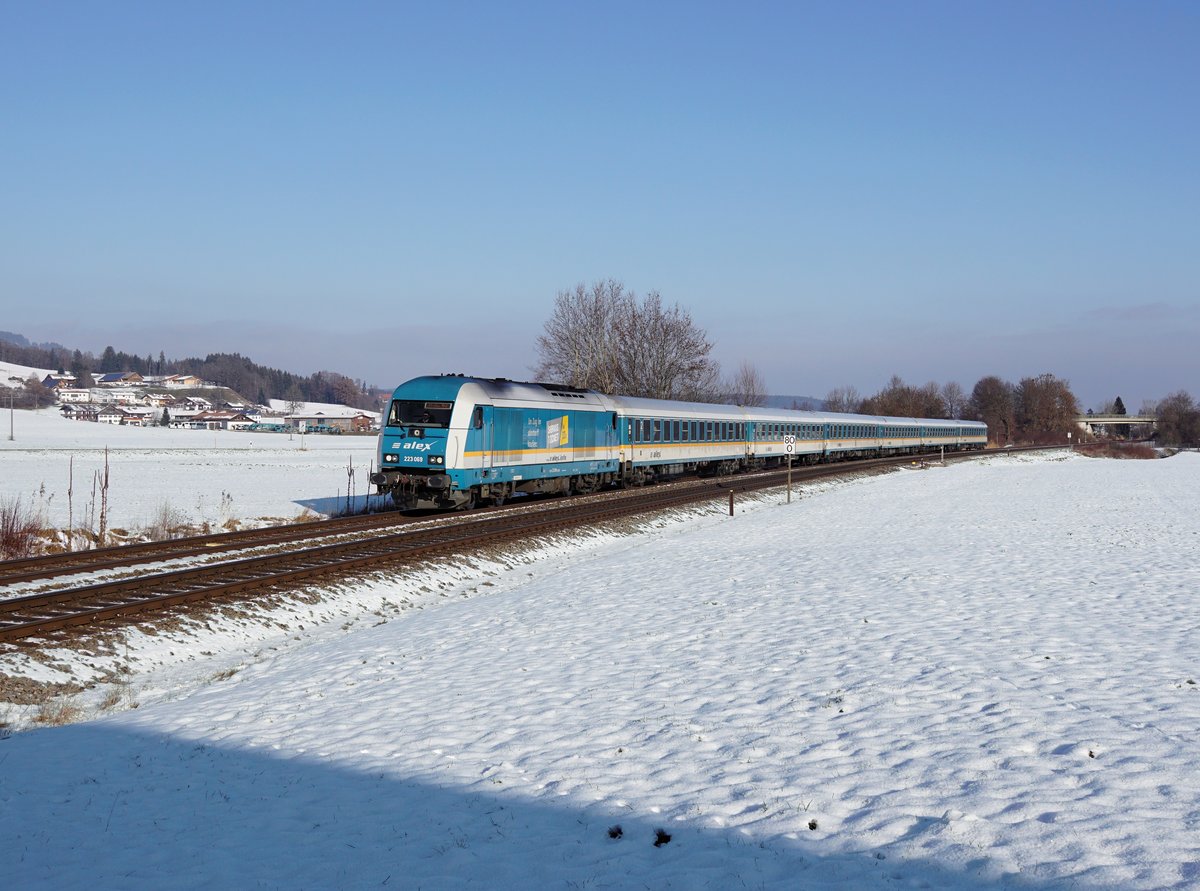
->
[[0, 508, 427, 586], [0, 447, 1038, 644]]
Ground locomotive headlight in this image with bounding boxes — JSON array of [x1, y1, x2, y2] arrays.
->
[[430, 455, 444, 465], [384, 454, 399, 464]]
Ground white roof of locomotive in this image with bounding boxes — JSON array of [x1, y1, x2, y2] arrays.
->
[[458, 378, 611, 410]]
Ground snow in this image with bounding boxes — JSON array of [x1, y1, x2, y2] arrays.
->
[[268, 398, 376, 418], [3, 450, 1200, 889], [0, 358, 55, 386], [1, 408, 380, 530]]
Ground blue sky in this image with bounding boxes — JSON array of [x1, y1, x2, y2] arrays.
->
[[2, 1, 1196, 409]]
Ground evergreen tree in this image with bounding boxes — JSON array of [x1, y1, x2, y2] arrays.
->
[[1114, 396, 1129, 437]]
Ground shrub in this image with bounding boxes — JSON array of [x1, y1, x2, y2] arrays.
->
[[1077, 443, 1158, 460], [142, 501, 190, 541], [0, 495, 43, 559]]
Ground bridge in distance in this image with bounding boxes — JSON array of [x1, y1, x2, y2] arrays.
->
[[1077, 414, 1156, 434]]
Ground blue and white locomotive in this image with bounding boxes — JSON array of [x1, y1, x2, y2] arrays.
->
[[370, 374, 988, 510]]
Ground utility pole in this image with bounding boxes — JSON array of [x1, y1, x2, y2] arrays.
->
[[8, 392, 13, 441]]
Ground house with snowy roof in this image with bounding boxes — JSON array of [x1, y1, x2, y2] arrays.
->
[[41, 373, 77, 389], [162, 374, 205, 388], [95, 372, 145, 386]]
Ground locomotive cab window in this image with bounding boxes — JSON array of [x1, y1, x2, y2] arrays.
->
[[388, 400, 453, 428]]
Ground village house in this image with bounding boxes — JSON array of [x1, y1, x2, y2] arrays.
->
[[190, 410, 254, 431], [163, 374, 206, 388], [349, 413, 377, 432], [167, 410, 203, 428], [97, 406, 133, 425], [60, 404, 99, 422], [105, 388, 141, 405], [94, 371, 145, 386], [57, 388, 93, 404], [140, 391, 176, 408], [41, 373, 78, 389]]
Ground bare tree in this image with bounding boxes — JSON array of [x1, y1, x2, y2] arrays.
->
[[533, 280, 626, 392], [967, 376, 1016, 445], [613, 292, 721, 401], [723, 361, 768, 407], [1015, 373, 1080, 443], [283, 383, 306, 416], [916, 381, 946, 417], [860, 376, 946, 418], [20, 375, 53, 409], [823, 385, 861, 414], [534, 282, 721, 401], [1155, 391, 1200, 446], [941, 381, 967, 419]]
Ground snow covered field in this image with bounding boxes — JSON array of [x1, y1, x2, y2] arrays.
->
[[3, 450, 1199, 889], [0, 408, 381, 532]]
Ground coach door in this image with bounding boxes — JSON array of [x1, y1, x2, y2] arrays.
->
[[475, 405, 493, 470]]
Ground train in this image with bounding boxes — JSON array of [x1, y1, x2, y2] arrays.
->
[[370, 374, 989, 510]]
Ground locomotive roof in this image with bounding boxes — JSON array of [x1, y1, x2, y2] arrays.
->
[[389, 375, 610, 408]]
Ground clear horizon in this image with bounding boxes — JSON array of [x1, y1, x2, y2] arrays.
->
[[3, 1, 1196, 411]]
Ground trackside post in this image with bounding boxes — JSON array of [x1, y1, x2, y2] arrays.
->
[[785, 436, 796, 503]]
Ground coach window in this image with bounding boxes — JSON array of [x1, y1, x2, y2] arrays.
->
[[653, 420, 661, 442], [673, 420, 681, 441]]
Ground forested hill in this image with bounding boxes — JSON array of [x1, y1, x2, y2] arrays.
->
[[0, 333, 382, 411]]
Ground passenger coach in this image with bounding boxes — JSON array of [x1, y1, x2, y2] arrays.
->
[[370, 375, 988, 510]]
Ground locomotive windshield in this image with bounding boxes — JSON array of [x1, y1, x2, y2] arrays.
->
[[387, 400, 454, 428]]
